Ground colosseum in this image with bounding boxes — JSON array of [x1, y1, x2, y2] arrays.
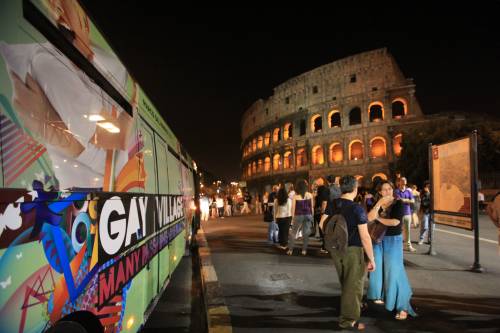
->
[[241, 48, 429, 193]]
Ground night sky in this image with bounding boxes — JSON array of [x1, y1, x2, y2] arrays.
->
[[79, 3, 499, 181]]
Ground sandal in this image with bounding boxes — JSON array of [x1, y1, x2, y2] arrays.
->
[[339, 321, 365, 331], [286, 249, 293, 256], [395, 311, 408, 320]]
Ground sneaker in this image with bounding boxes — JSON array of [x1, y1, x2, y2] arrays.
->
[[418, 240, 424, 245], [301, 250, 307, 256], [405, 245, 417, 252], [319, 248, 329, 254]]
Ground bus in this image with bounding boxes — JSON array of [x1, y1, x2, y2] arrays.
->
[[0, 0, 198, 332]]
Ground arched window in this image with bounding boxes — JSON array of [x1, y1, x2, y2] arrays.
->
[[252, 161, 257, 174], [368, 102, 384, 122], [257, 135, 263, 149], [264, 157, 271, 172], [252, 138, 257, 151], [283, 123, 292, 140], [328, 110, 341, 128], [312, 145, 324, 165], [329, 142, 343, 162], [247, 164, 251, 176], [257, 159, 263, 173], [372, 173, 388, 181], [264, 132, 271, 146], [284, 151, 293, 169], [349, 140, 364, 160], [273, 154, 281, 171], [311, 114, 322, 133], [273, 128, 281, 143], [370, 137, 386, 158], [296, 148, 307, 167], [349, 107, 361, 125], [355, 175, 364, 183], [392, 98, 407, 119], [393, 134, 403, 156]]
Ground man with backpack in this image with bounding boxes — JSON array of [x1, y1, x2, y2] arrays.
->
[[320, 175, 376, 331]]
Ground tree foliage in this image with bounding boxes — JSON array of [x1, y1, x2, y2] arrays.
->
[[393, 118, 500, 188]]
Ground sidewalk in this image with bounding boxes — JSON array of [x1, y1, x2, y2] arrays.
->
[[200, 214, 500, 333]]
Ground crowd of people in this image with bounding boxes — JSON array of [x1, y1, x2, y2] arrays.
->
[[256, 174, 433, 329]]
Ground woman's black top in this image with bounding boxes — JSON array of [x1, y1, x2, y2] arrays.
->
[[384, 199, 405, 236]]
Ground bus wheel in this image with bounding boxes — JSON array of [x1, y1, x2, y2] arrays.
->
[[47, 311, 103, 333], [46, 321, 87, 333]]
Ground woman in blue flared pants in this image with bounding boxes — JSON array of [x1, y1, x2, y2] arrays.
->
[[367, 180, 417, 320]]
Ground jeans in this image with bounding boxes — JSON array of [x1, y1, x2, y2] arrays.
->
[[419, 213, 433, 242], [267, 221, 279, 243], [287, 215, 312, 251]]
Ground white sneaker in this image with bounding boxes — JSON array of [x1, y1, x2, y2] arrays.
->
[[418, 240, 424, 245]]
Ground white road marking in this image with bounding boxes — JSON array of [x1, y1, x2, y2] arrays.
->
[[435, 228, 497, 244]]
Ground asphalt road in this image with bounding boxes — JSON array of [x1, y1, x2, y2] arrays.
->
[[201, 214, 500, 333]]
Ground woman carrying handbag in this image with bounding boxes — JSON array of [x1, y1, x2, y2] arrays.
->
[[366, 180, 417, 320]]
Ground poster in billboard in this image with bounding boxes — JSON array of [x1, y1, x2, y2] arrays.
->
[[432, 137, 473, 229]]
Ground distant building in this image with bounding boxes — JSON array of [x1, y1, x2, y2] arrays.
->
[[240, 48, 431, 193]]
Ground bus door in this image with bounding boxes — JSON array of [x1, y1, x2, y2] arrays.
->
[[153, 134, 170, 288], [138, 119, 159, 310]]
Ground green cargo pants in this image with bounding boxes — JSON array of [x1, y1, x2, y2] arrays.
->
[[331, 246, 366, 327]]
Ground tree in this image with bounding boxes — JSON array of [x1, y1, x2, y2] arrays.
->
[[393, 117, 500, 188]]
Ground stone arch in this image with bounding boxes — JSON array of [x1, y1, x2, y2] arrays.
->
[[252, 161, 257, 174], [393, 133, 403, 156], [328, 110, 341, 128], [252, 138, 257, 151], [311, 114, 322, 133], [372, 173, 388, 181], [349, 140, 364, 160], [283, 123, 293, 140], [296, 148, 307, 167], [264, 132, 271, 146], [370, 136, 387, 158], [273, 128, 281, 143], [312, 145, 325, 165], [257, 135, 263, 149], [349, 107, 361, 125], [392, 98, 407, 118], [257, 159, 263, 173], [329, 142, 343, 162], [368, 101, 384, 122], [283, 151, 293, 169], [264, 157, 271, 172], [273, 153, 281, 171]]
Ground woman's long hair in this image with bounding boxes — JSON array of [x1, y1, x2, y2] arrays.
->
[[295, 179, 308, 197], [277, 186, 288, 206]]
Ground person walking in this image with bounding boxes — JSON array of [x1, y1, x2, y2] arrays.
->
[[267, 186, 279, 244], [274, 185, 292, 250], [418, 181, 432, 245], [394, 177, 416, 252], [255, 193, 263, 214], [287, 179, 314, 256], [324, 175, 376, 330], [367, 180, 417, 320]]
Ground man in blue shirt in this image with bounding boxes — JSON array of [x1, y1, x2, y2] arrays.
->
[[324, 175, 375, 330], [394, 177, 416, 252]]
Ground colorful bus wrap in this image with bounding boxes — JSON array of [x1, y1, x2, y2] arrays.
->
[[0, 0, 197, 332]]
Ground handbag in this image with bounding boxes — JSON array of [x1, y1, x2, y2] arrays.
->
[[263, 205, 274, 222], [368, 220, 387, 243]]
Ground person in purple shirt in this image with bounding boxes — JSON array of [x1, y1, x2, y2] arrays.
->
[[394, 177, 416, 252]]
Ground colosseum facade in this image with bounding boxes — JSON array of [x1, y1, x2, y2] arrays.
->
[[241, 48, 429, 193]]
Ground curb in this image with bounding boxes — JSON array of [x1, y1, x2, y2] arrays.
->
[[196, 228, 233, 333]]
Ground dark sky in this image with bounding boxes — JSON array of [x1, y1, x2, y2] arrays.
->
[[79, 3, 499, 181]]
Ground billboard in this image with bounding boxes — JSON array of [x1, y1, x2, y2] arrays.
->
[[431, 137, 473, 230]]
